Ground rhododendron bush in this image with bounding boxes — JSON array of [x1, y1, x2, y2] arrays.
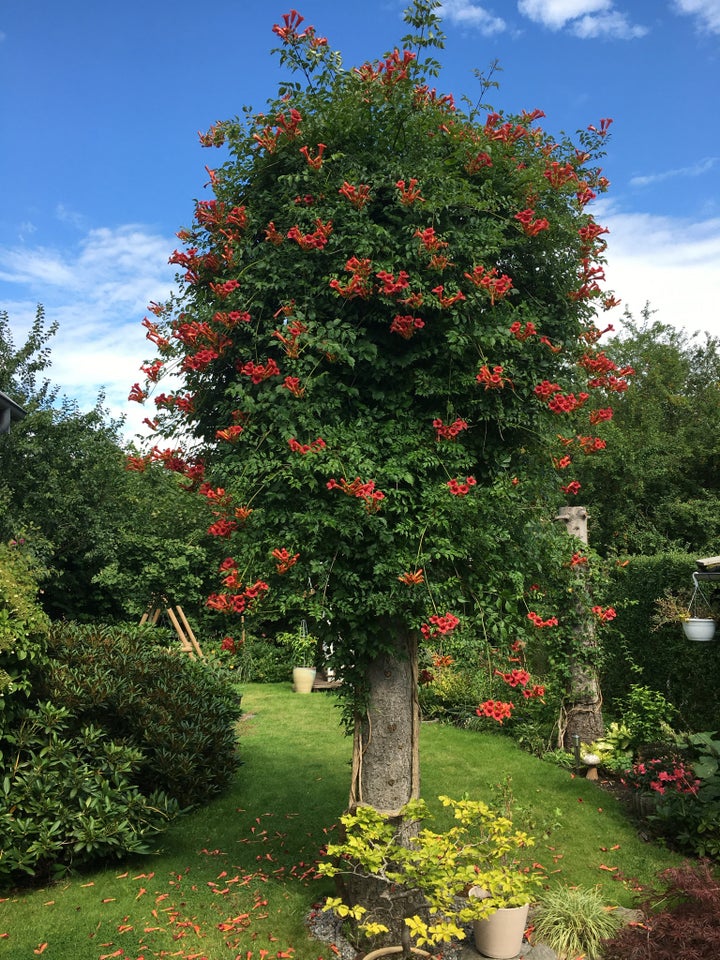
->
[[130, 1, 625, 812]]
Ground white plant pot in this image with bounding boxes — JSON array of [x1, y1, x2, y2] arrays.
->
[[682, 618, 716, 642], [292, 666, 316, 693], [469, 887, 530, 960]]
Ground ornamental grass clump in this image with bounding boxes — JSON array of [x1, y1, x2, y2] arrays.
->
[[318, 795, 541, 956], [532, 884, 622, 959]]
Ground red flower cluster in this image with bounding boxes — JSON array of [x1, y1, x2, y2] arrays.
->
[[272, 547, 300, 574], [447, 476, 477, 496], [140, 359, 164, 382], [495, 668, 530, 688], [299, 143, 327, 170], [207, 559, 270, 615], [465, 151, 493, 174], [432, 285, 466, 308], [208, 518, 238, 539], [464, 265, 513, 304], [272, 319, 307, 358], [515, 208, 550, 236], [209, 278, 241, 299], [543, 161, 578, 189], [415, 226, 447, 251], [396, 178, 425, 205], [216, 425, 243, 443], [589, 407, 614, 424], [238, 359, 281, 383], [287, 219, 332, 250], [432, 653, 455, 668], [527, 611, 559, 628], [476, 700, 514, 724], [327, 477, 385, 512], [547, 392, 589, 414], [288, 437, 326, 455], [578, 435, 607, 454], [421, 612, 460, 640], [509, 321, 537, 341], [476, 365, 510, 390], [182, 348, 219, 372], [592, 605, 617, 622], [339, 181, 371, 209], [398, 569, 424, 586], [561, 480, 581, 496], [264, 221, 284, 245], [329, 257, 374, 300], [433, 418, 468, 441], [390, 314, 425, 339], [377, 270, 410, 295], [283, 376, 305, 398], [129, 383, 147, 403]]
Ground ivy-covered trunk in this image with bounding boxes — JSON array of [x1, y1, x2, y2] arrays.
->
[[350, 630, 420, 816], [556, 505, 605, 747]]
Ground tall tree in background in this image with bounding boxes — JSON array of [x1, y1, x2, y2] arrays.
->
[[130, 1, 626, 812], [0, 307, 213, 621], [572, 309, 720, 556]]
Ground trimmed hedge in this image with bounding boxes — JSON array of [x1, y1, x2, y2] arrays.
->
[[603, 552, 720, 730]]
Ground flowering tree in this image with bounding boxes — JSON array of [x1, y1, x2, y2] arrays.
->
[[130, 1, 625, 813]]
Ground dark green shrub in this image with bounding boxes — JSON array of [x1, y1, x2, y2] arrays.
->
[[648, 732, 720, 859], [418, 663, 493, 723], [229, 634, 293, 683], [0, 701, 178, 884], [0, 538, 50, 756], [619, 684, 678, 750], [40, 622, 242, 806]]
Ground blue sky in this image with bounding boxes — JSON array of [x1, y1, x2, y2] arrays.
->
[[1, 0, 718, 436]]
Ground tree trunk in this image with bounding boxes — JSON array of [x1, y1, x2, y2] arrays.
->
[[554, 505, 605, 749], [340, 631, 423, 949], [349, 630, 420, 815]]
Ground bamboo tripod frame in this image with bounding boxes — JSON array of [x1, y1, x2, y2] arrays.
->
[[140, 602, 204, 658]]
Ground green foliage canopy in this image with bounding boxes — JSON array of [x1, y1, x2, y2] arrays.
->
[[130, 2, 625, 698]]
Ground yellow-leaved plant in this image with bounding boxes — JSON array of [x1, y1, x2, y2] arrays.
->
[[317, 795, 541, 953]]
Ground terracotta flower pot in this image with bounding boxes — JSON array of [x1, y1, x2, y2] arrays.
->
[[469, 887, 530, 959]]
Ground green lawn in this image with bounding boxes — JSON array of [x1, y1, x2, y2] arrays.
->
[[0, 683, 683, 959]]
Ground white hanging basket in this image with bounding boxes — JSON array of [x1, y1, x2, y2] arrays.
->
[[682, 618, 716, 642]]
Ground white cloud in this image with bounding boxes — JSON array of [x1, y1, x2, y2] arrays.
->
[[439, 0, 507, 34], [629, 157, 718, 189], [518, 0, 648, 37], [0, 225, 178, 440], [55, 203, 88, 230], [672, 0, 720, 34], [595, 203, 720, 339]]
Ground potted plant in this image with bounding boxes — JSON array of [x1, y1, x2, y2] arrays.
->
[[652, 589, 716, 642], [277, 622, 318, 693], [318, 795, 541, 960]]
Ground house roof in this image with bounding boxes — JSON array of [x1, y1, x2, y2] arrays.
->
[[0, 390, 27, 434]]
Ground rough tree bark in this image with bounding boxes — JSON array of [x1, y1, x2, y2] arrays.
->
[[555, 505, 605, 748], [341, 631, 423, 949], [349, 630, 420, 817]]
